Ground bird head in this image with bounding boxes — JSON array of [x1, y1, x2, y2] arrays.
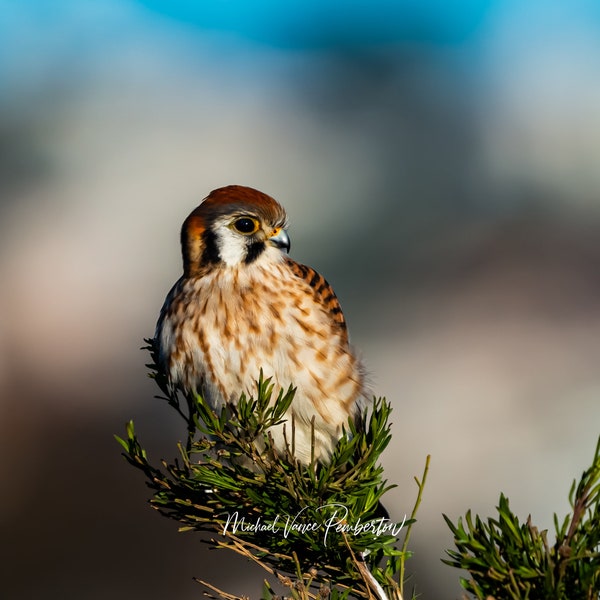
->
[[180, 185, 290, 277]]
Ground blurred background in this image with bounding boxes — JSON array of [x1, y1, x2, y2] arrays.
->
[[1, 1, 600, 598]]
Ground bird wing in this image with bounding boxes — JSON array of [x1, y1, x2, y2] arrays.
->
[[285, 258, 349, 342]]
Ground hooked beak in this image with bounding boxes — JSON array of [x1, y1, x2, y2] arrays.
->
[[268, 228, 291, 254]]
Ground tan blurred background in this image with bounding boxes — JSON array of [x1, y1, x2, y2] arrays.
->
[[1, 2, 600, 598]]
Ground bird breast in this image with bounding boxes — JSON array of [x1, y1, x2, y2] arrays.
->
[[157, 259, 364, 462]]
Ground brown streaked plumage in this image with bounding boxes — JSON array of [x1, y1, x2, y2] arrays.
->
[[154, 185, 367, 464]]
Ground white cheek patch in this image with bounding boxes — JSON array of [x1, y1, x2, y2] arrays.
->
[[216, 226, 249, 266]]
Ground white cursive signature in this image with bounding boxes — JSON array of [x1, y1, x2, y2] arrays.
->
[[221, 503, 406, 546]]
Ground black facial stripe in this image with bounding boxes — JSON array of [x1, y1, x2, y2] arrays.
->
[[201, 228, 221, 265], [244, 241, 266, 264]]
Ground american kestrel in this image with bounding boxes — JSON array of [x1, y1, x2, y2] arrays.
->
[[154, 185, 367, 464]]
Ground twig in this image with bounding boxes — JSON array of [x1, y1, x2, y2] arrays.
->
[[194, 577, 246, 600], [399, 454, 430, 596], [341, 531, 392, 600]]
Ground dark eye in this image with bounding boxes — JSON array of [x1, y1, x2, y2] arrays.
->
[[232, 217, 259, 235]]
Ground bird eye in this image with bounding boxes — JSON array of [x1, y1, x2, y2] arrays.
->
[[232, 217, 259, 235]]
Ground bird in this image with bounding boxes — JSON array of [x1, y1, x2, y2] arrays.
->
[[154, 185, 367, 465]]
